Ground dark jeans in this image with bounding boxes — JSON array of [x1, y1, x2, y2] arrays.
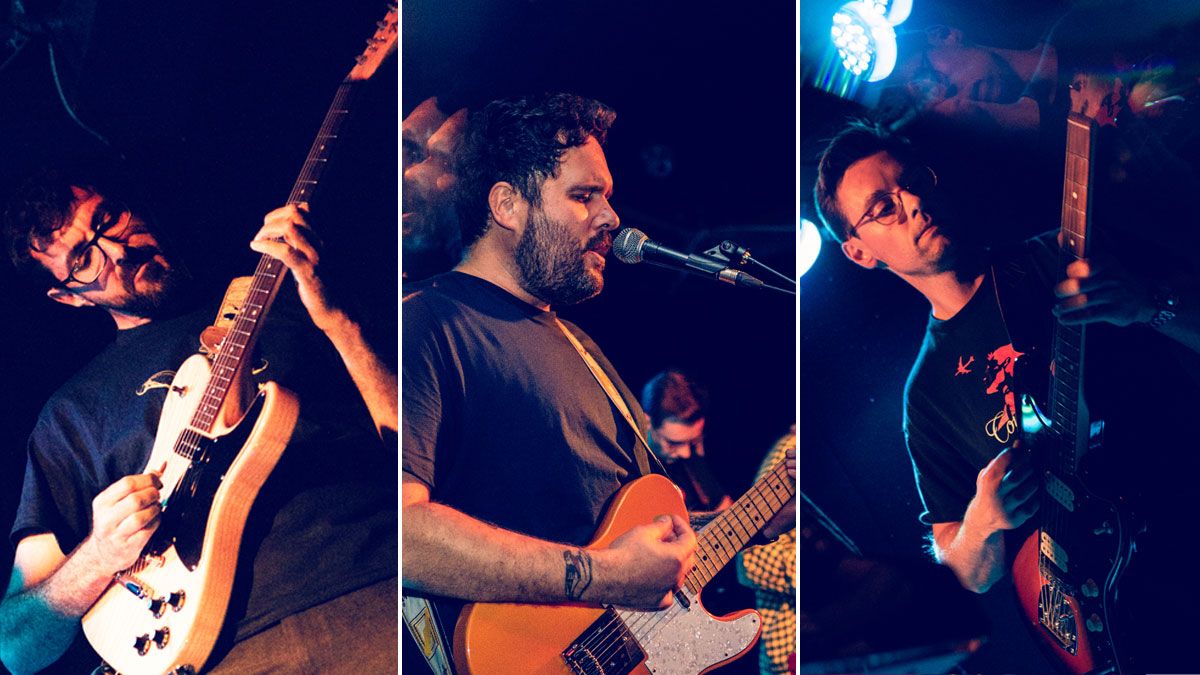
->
[[208, 577, 397, 674]]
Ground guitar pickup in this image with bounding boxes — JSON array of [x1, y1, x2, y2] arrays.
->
[[1040, 530, 1070, 573], [1044, 471, 1076, 512]]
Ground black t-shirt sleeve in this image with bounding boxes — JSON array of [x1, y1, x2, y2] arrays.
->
[[401, 291, 451, 489], [904, 396, 978, 526], [11, 411, 92, 552]]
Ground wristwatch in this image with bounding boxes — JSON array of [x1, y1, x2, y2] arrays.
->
[[1147, 286, 1180, 329]]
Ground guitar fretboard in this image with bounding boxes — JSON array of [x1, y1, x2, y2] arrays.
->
[[1047, 114, 1098, 478], [684, 460, 794, 594]]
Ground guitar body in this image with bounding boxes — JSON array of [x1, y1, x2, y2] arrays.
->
[[1011, 453, 1134, 675], [454, 474, 762, 675], [82, 354, 299, 675]]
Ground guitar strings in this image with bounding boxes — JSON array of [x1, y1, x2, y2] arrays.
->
[[588, 463, 793, 668], [565, 462, 793, 670]]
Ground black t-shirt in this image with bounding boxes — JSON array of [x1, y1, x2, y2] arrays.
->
[[402, 271, 645, 547], [11, 287, 396, 657], [904, 235, 1059, 526]]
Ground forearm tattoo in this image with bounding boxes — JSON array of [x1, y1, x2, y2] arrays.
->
[[563, 548, 594, 601]]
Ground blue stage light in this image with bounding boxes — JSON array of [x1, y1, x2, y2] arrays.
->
[[799, 219, 822, 278], [831, 1, 900, 82]]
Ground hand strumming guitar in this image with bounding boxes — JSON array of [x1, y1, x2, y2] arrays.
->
[[84, 471, 164, 575], [931, 445, 1040, 592], [591, 514, 697, 610]]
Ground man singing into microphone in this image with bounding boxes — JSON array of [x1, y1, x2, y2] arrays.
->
[[402, 92, 794, 665]]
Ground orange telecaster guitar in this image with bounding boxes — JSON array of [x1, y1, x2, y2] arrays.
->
[[453, 460, 794, 675], [80, 9, 396, 675]]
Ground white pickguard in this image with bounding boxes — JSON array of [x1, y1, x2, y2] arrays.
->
[[623, 588, 761, 674]]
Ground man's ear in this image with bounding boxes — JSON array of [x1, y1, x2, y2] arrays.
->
[[487, 182, 527, 234], [46, 286, 94, 308], [841, 238, 882, 270], [926, 25, 963, 47]]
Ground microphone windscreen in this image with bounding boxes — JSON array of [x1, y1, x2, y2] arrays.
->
[[613, 227, 648, 264]]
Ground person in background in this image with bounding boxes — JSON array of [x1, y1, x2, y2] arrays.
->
[[640, 369, 732, 512], [737, 425, 796, 675]]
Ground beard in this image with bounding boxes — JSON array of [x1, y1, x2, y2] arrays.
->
[[106, 253, 193, 319], [514, 207, 610, 307]]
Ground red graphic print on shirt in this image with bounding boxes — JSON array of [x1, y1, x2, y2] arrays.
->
[[983, 343, 1025, 444]]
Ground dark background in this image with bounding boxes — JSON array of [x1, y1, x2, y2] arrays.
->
[[0, 2, 396, 672], [800, 0, 1200, 672], [404, 1, 796, 673]]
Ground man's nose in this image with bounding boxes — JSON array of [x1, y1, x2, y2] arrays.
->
[[595, 197, 620, 231]]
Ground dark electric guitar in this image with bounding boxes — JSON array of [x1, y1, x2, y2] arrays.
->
[[80, 9, 396, 675], [1010, 113, 1138, 675]]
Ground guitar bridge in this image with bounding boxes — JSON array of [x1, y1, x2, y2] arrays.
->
[[562, 608, 645, 675], [1039, 579, 1079, 655]]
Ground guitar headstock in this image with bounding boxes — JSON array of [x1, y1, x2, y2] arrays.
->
[[1068, 71, 1125, 129], [347, 5, 397, 82]]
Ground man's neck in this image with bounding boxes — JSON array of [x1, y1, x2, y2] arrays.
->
[[108, 309, 153, 330], [906, 270, 986, 321], [454, 242, 550, 312]]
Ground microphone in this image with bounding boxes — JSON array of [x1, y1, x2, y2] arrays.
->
[[612, 227, 764, 288]]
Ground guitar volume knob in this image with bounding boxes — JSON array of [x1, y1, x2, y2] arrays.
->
[[1081, 579, 1100, 598], [1086, 614, 1104, 633], [154, 628, 170, 649], [134, 634, 152, 655]]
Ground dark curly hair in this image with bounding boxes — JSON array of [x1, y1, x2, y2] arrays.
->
[[454, 93, 616, 250], [813, 119, 922, 242], [3, 166, 139, 288], [640, 369, 709, 429]]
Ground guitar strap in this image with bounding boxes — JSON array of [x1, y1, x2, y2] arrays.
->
[[401, 593, 455, 675], [400, 318, 658, 675], [554, 317, 659, 477]]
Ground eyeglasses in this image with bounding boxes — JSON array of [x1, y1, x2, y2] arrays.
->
[[60, 200, 133, 287], [846, 166, 938, 239]]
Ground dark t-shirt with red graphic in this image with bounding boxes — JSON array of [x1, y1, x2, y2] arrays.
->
[[904, 232, 1200, 532], [903, 235, 1058, 526]]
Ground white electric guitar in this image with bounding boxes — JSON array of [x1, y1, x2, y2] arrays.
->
[[80, 8, 396, 674]]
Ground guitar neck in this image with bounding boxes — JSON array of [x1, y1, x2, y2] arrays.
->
[[179, 10, 396, 440], [684, 461, 794, 593], [1047, 113, 1098, 477]]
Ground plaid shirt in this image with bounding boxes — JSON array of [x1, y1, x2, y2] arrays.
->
[[737, 428, 796, 674]]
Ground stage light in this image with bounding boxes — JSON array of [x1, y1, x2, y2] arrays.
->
[[799, 218, 822, 278], [831, 1, 898, 82], [871, 0, 913, 25]]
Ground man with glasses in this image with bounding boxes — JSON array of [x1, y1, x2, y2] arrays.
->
[[814, 119, 1200, 670], [0, 171, 398, 673]]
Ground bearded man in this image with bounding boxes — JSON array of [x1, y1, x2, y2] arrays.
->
[[401, 93, 795, 663]]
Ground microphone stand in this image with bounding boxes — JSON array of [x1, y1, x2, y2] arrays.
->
[[704, 240, 796, 296]]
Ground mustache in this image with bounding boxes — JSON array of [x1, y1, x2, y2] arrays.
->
[[114, 245, 163, 268], [586, 232, 612, 255]]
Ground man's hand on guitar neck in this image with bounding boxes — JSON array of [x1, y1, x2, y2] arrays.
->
[[932, 445, 1039, 593], [251, 203, 398, 439], [250, 203, 340, 329]]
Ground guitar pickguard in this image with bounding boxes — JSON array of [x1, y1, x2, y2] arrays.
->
[[147, 394, 267, 569]]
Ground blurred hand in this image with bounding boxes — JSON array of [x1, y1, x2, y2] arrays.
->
[[1053, 254, 1154, 327], [965, 445, 1040, 535]]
